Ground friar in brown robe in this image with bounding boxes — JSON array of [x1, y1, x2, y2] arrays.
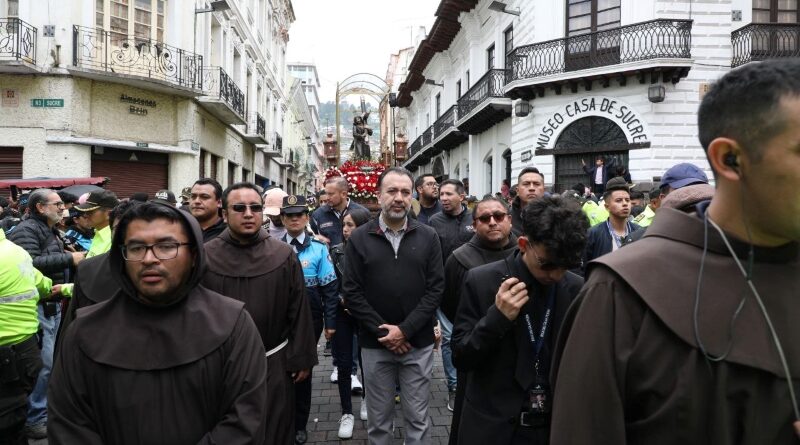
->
[[49, 201, 268, 444], [203, 227, 317, 445], [550, 205, 800, 444]]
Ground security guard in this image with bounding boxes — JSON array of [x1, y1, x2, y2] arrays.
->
[[280, 195, 339, 443], [581, 199, 609, 227], [0, 228, 54, 444]]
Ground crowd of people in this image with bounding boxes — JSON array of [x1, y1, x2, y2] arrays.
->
[[0, 59, 798, 445]]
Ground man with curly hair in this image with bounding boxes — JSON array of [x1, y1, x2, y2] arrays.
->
[[451, 196, 588, 444]]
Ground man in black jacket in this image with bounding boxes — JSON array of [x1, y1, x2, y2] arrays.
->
[[452, 196, 587, 445], [443, 196, 517, 443], [511, 167, 546, 237], [428, 178, 473, 410], [343, 167, 444, 445], [7, 188, 85, 439]]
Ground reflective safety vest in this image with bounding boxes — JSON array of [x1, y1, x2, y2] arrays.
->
[[86, 225, 112, 258], [633, 205, 656, 227], [582, 200, 609, 227], [0, 229, 52, 346]]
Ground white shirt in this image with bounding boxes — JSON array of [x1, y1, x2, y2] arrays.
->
[[595, 166, 604, 185]]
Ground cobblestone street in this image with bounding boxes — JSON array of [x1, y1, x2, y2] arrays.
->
[[304, 340, 453, 444]]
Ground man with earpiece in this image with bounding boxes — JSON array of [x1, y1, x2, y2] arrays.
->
[[550, 59, 800, 444]]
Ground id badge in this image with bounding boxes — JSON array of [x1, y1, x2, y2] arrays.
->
[[529, 384, 550, 414]]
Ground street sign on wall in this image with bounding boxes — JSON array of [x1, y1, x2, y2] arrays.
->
[[31, 98, 64, 108]]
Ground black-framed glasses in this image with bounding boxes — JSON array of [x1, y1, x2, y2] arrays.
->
[[121, 242, 192, 261], [230, 204, 264, 213], [45, 201, 65, 208], [423, 181, 438, 187], [475, 211, 508, 224]]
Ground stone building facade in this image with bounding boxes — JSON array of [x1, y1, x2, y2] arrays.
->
[[397, 0, 798, 196], [0, 0, 301, 198]]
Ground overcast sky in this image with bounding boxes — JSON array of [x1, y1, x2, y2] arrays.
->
[[285, 0, 437, 104]]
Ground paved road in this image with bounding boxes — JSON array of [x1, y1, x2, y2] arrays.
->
[[303, 340, 453, 444], [30, 339, 454, 445]]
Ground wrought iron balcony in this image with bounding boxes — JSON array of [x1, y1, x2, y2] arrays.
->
[[457, 69, 507, 118], [72, 25, 202, 91], [455, 69, 512, 134], [732, 23, 800, 67], [408, 136, 422, 158], [432, 105, 468, 152], [507, 19, 692, 82], [199, 66, 246, 124], [243, 112, 267, 144], [422, 126, 433, 147], [0, 18, 36, 66]]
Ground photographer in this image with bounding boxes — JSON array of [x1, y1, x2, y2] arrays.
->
[[451, 196, 587, 444]]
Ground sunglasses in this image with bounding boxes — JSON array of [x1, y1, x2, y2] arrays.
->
[[475, 211, 508, 224], [230, 204, 264, 213]]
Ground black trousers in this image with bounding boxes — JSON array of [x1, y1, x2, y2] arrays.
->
[[294, 296, 323, 432], [0, 335, 42, 445], [332, 305, 364, 415]]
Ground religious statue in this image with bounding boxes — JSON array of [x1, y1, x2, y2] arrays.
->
[[350, 112, 373, 160]]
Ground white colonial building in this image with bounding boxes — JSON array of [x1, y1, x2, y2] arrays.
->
[[397, 0, 799, 196], [0, 0, 304, 198]]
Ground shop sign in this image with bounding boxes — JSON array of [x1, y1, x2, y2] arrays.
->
[[535, 96, 650, 150], [31, 98, 64, 108], [2, 89, 19, 107], [120, 94, 157, 108]]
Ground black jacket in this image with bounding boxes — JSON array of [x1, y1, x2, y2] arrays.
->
[[310, 200, 368, 246], [202, 218, 227, 243], [452, 252, 583, 444], [342, 216, 444, 349], [582, 219, 641, 274], [441, 234, 518, 322], [511, 198, 524, 238], [429, 205, 474, 264], [8, 214, 72, 284]]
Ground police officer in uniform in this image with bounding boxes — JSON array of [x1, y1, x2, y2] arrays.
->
[[0, 228, 56, 445], [280, 195, 339, 444]]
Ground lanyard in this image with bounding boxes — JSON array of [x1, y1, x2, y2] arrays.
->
[[523, 285, 556, 378], [606, 220, 630, 248]]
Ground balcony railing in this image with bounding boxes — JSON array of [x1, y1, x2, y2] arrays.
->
[[732, 23, 800, 67], [73, 26, 202, 89], [507, 19, 692, 82], [422, 126, 433, 147], [202, 66, 246, 119], [457, 69, 507, 118], [434, 105, 457, 137], [408, 136, 422, 158], [248, 112, 266, 139], [0, 18, 36, 64]]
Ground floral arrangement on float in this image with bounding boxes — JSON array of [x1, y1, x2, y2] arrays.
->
[[324, 159, 387, 203]]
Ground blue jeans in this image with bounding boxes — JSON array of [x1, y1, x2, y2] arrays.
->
[[26, 303, 60, 427], [436, 309, 456, 392]]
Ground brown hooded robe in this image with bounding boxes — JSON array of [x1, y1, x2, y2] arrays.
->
[[48, 203, 268, 445], [202, 228, 316, 445], [550, 206, 800, 445]]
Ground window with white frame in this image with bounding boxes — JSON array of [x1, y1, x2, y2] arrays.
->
[[97, 0, 165, 43]]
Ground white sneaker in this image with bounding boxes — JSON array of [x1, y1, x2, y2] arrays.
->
[[359, 397, 368, 421], [338, 414, 355, 439], [330, 367, 338, 383], [351, 375, 363, 393]]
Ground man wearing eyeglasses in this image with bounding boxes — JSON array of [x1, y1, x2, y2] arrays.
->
[[451, 196, 588, 445], [49, 201, 268, 444], [413, 174, 441, 225], [441, 196, 518, 444], [202, 182, 317, 445], [7, 188, 85, 440]]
